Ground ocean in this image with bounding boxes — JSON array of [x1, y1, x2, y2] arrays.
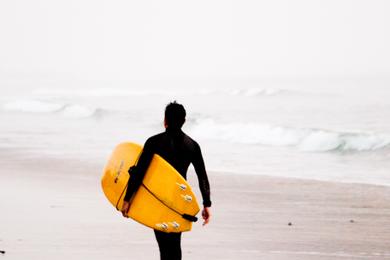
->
[[1, 78, 390, 185]]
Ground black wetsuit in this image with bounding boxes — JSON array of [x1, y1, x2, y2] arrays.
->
[[124, 128, 212, 260]]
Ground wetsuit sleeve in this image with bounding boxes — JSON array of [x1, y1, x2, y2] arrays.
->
[[124, 138, 154, 202], [192, 142, 212, 207]]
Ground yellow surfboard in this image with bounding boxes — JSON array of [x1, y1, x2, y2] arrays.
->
[[101, 142, 200, 233]]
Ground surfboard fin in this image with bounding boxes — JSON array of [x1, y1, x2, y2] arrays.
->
[[182, 214, 198, 222], [181, 195, 193, 202], [176, 183, 187, 190]]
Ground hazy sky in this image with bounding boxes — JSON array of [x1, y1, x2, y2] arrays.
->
[[0, 0, 389, 81]]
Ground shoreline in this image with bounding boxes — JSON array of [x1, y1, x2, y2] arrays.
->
[[2, 147, 390, 189]]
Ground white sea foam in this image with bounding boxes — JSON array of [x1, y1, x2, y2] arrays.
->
[[62, 105, 98, 118], [2, 99, 99, 118], [190, 119, 390, 152], [227, 88, 283, 97], [32, 87, 285, 98], [2, 100, 64, 113], [33, 88, 175, 97]]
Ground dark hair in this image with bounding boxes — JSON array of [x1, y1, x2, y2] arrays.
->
[[165, 101, 186, 129]]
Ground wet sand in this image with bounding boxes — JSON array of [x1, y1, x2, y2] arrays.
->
[[1, 154, 390, 259]]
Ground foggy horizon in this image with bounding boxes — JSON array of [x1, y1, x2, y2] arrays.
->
[[1, 0, 389, 82]]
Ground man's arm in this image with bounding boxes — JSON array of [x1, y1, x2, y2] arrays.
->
[[192, 142, 212, 225], [121, 138, 154, 217]]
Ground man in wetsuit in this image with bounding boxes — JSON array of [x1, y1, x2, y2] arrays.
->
[[121, 101, 212, 260]]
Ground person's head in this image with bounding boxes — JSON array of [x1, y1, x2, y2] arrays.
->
[[164, 101, 186, 130]]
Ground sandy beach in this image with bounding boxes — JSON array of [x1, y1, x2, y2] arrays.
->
[[0, 153, 389, 260]]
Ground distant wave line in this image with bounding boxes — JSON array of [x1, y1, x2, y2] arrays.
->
[[32, 87, 289, 97], [189, 119, 390, 152], [1, 100, 102, 118]]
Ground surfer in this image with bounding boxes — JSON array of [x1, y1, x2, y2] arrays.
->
[[121, 101, 212, 260]]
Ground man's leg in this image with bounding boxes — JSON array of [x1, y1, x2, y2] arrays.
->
[[154, 230, 182, 260]]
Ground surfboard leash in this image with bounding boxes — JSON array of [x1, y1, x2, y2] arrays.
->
[[115, 165, 137, 210], [115, 149, 143, 210], [116, 182, 129, 211]]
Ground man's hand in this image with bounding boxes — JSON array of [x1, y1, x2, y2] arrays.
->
[[202, 207, 211, 226], [121, 201, 130, 218]]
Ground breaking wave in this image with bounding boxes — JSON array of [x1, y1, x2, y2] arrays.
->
[[226, 88, 284, 97], [32, 87, 286, 98], [2, 100, 64, 113], [2, 100, 101, 118], [189, 119, 390, 152], [33, 88, 172, 97], [62, 104, 100, 118]]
